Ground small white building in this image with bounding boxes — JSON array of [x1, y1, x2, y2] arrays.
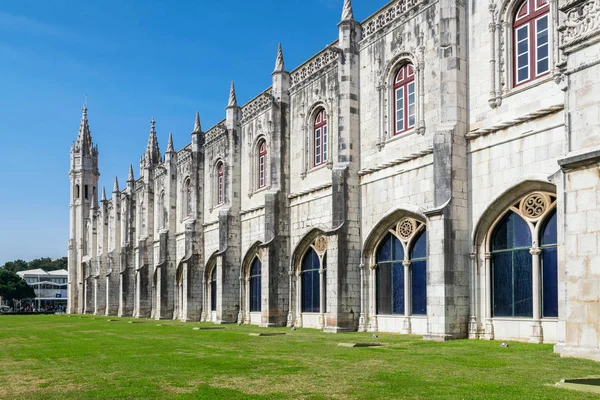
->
[[17, 269, 68, 310]]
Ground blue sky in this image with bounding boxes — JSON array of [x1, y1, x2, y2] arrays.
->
[[0, 0, 388, 265]]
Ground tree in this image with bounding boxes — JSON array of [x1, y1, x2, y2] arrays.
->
[[0, 270, 35, 307], [1, 259, 29, 273]]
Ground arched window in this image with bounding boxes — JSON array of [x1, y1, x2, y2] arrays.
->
[[301, 248, 325, 313], [258, 140, 267, 188], [313, 109, 327, 167], [217, 162, 224, 205], [410, 229, 427, 315], [75, 185, 80, 199], [84, 185, 89, 199], [376, 232, 405, 315], [159, 191, 167, 229], [394, 64, 415, 135], [541, 210, 557, 318], [491, 211, 533, 317], [249, 257, 262, 312], [513, 0, 549, 86], [210, 267, 217, 312], [185, 178, 192, 216]]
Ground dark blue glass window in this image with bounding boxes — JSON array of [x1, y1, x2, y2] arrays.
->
[[249, 258, 261, 312], [492, 212, 533, 317], [301, 248, 323, 313], [410, 229, 427, 315], [541, 210, 558, 318], [376, 233, 405, 315], [210, 267, 217, 311]]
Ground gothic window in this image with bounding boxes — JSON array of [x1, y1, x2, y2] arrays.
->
[[313, 109, 328, 167], [301, 248, 325, 313], [258, 140, 267, 189], [491, 212, 533, 317], [185, 178, 192, 217], [249, 257, 262, 312], [75, 185, 80, 199], [513, 0, 549, 86], [376, 232, 405, 315], [84, 185, 89, 200], [210, 267, 217, 312], [410, 229, 427, 315], [158, 191, 167, 229], [217, 162, 224, 205], [393, 64, 416, 135], [540, 210, 557, 318]]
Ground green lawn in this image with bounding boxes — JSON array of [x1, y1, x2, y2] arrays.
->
[[0, 315, 599, 399]]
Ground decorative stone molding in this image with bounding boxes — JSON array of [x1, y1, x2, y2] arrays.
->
[[357, 146, 433, 176], [558, 0, 600, 53], [466, 103, 564, 139], [240, 205, 265, 217], [205, 121, 227, 145], [396, 218, 416, 241], [241, 88, 273, 122], [288, 183, 333, 200], [313, 236, 327, 255], [520, 193, 550, 219], [361, 0, 429, 40], [290, 46, 339, 88]]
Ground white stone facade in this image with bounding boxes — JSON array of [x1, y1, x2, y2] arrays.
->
[[68, 0, 600, 361]]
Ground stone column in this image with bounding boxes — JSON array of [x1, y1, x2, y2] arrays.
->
[[468, 253, 479, 339], [403, 260, 412, 334], [530, 247, 543, 343], [319, 267, 325, 329], [358, 263, 367, 332], [369, 265, 377, 332], [484, 253, 494, 340], [295, 271, 302, 328]]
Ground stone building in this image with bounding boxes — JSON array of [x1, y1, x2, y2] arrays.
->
[[68, 0, 600, 361]]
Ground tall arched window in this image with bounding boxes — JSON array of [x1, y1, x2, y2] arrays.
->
[[541, 210, 557, 318], [75, 185, 80, 199], [249, 257, 262, 312], [410, 229, 427, 315], [513, 0, 549, 86], [258, 140, 267, 188], [217, 162, 224, 205], [313, 109, 327, 167], [491, 212, 533, 317], [301, 248, 325, 313], [394, 64, 415, 135], [376, 232, 405, 315], [158, 191, 165, 229], [185, 178, 192, 217], [210, 267, 217, 312]]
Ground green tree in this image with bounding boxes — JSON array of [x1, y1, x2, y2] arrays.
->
[[1, 259, 29, 273], [0, 270, 35, 307], [49, 257, 68, 271]]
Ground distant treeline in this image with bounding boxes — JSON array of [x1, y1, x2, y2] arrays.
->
[[1, 257, 68, 273]]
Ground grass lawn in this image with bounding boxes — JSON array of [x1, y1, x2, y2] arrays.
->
[[0, 315, 599, 399]]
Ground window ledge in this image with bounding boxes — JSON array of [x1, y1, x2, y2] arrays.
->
[[384, 128, 418, 146], [248, 185, 270, 198], [502, 75, 554, 100]]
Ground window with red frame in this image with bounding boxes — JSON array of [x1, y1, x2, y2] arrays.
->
[[514, 0, 549, 86], [258, 140, 267, 188], [217, 163, 224, 205], [394, 64, 416, 135], [313, 109, 328, 166]]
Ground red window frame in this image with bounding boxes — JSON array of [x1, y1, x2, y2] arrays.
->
[[217, 163, 224, 205], [513, 0, 550, 87], [258, 140, 267, 188], [394, 64, 415, 135], [313, 109, 327, 167]]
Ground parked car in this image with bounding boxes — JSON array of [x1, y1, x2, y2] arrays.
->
[[0, 305, 11, 313]]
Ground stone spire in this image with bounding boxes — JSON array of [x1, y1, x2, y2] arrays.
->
[[193, 112, 202, 133], [75, 104, 95, 155], [227, 81, 237, 107], [341, 0, 354, 21], [166, 132, 175, 153], [101, 186, 107, 201], [144, 117, 161, 166], [113, 176, 119, 192], [274, 43, 285, 73], [128, 164, 135, 182]]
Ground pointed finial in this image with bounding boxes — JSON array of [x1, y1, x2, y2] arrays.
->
[[128, 164, 134, 182], [193, 112, 202, 133], [274, 43, 285, 72], [341, 0, 354, 21], [227, 81, 237, 107], [82, 103, 88, 117], [101, 187, 107, 201], [144, 117, 161, 166], [113, 176, 119, 192], [151, 116, 156, 132], [166, 132, 174, 153]]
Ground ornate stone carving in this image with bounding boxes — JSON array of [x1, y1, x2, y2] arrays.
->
[[361, 0, 427, 39], [559, 0, 600, 50], [290, 49, 339, 87], [241, 89, 273, 122], [397, 218, 416, 241], [314, 236, 327, 254], [520, 193, 548, 219], [205, 122, 227, 145]]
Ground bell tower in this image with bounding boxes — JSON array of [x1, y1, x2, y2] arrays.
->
[[68, 104, 100, 314]]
